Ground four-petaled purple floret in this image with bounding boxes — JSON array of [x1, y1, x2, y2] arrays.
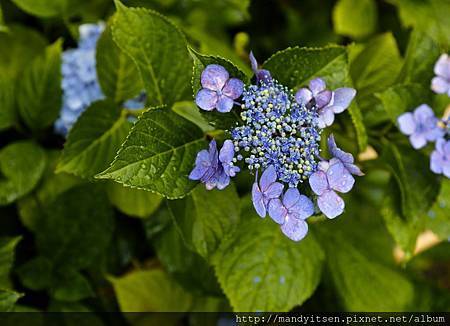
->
[[430, 138, 450, 178], [251, 165, 284, 218], [431, 54, 450, 96]]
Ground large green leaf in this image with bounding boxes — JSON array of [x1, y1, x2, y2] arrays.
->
[[17, 40, 62, 130], [97, 108, 207, 199], [375, 83, 431, 123], [263, 45, 348, 90], [0, 141, 46, 206], [0, 77, 15, 131], [96, 21, 143, 103], [333, 0, 378, 39], [212, 200, 324, 311], [10, 0, 79, 18], [190, 49, 248, 130], [170, 184, 240, 259], [425, 179, 450, 240], [389, 0, 450, 47], [107, 182, 162, 218], [56, 100, 131, 179], [110, 269, 193, 312], [0, 290, 22, 312], [350, 33, 402, 98], [35, 184, 114, 270], [111, 1, 192, 107], [0, 237, 21, 288]]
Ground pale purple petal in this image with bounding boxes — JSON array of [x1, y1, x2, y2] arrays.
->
[[344, 163, 364, 176], [315, 90, 332, 108], [280, 215, 308, 242], [257, 70, 272, 82], [309, 171, 329, 196], [289, 195, 314, 220], [327, 160, 355, 193], [282, 188, 301, 209], [252, 183, 266, 218], [201, 64, 229, 91], [309, 78, 326, 95], [317, 190, 345, 219], [443, 163, 450, 178], [317, 107, 335, 128], [260, 165, 277, 191], [216, 96, 234, 113], [268, 199, 287, 224], [413, 104, 434, 121], [328, 135, 354, 164], [295, 88, 313, 105], [265, 182, 284, 199], [222, 78, 244, 99], [196, 89, 218, 111], [216, 170, 230, 190], [424, 125, 445, 142], [189, 164, 207, 180], [409, 133, 427, 149], [430, 150, 443, 174], [329, 88, 356, 113], [436, 138, 446, 153], [249, 51, 258, 73], [431, 76, 450, 94], [397, 112, 416, 135], [219, 140, 234, 164], [434, 54, 450, 79]]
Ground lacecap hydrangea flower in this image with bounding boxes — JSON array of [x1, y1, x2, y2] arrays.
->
[[190, 53, 361, 241], [397, 54, 450, 179], [55, 23, 147, 136]]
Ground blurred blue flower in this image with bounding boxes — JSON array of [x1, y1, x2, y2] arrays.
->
[[268, 188, 314, 241], [252, 165, 284, 218], [430, 138, 450, 178], [295, 78, 332, 108], [327, 134, 364, 176], [397, 104, 445, 149], [195, 64, 244, 112], [431, 54, 450, 96]]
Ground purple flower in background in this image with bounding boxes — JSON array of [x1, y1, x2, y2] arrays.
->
[[295, 78, 332, 109], [189, 140, 220, 185], [219, 140, 240, 177], [252, 165, 284, 217], [327, 134, 364, 176], [430, 138, 450, 178], [397, 104, 445, 149], [317, 88, 356, 128], [195, 64, 244, 112], [431, 54, 450, 96], [268, 188, 314, 241], [249, 51, 272, 83]]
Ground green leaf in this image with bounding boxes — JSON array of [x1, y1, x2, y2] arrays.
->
[[0, 290, 22, 312], [56, 100, 131, 179], [212, 200, 324, 311], [0, 141, 46, 206], [10, 0, 79, 18], [107, 182, 162, 218], [382, 143, 440, 219], [0, 4, 6, 32], [17, 257, 53, 291], [112, 1, 192, 107], [397, 29, 440, 84], [0, 77, 15, 131], [347, 100, 368, 151], [0, 237, 21, 288], [17, 40, 62, 130], [375, 83, 431, 123], [350, 33, 403, 98], [35, 184, 114, 270], [110, 269, 193, 312], [389, 0, 450, 47], [190, 49, 248, 130], [263, 46, 348, 90], [424, 179, 450, 240], [170, 184, 240, 259], [96, 21, 143, 103], [96, 108, 207, 199], [172, 101, 214, 132], [317, 224, 415, 311], [52, 270, 94, 302], [145, 203, 222, 296], [333, 0, 378, 39]]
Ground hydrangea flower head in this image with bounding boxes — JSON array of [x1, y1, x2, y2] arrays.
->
[[252, 165, 284, 218], [431, 54, 450, 96], [195, 64, 244, 112], [430, 138, 450, 178], [397, 104, 445, 149]]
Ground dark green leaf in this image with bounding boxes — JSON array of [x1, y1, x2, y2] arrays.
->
[[424, 179, 450, 240], [333, 0, 378, 39], [0, 237, 21, 288], [0, 141, 46, 206], [96, 108, 207, 199], [96, 21, 143, 103], [112, 1, 192, 107], [172, 101, 214, 132], [0, 78, 15, 131], [10, 0, 79, 18], [52, 270, 94, 302], [17, 257, 53, 291], [56, 100, 131, 179], [18, 40, 62, 130], [0, 290, 22, 312], [212, 200, 324, 311]]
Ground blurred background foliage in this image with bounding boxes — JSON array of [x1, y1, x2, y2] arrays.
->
[[0, 0, 449, 319]]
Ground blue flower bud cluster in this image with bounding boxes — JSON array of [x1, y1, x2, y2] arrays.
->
[[55, 23, 147, 137], [231, 79, 321, 187]]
